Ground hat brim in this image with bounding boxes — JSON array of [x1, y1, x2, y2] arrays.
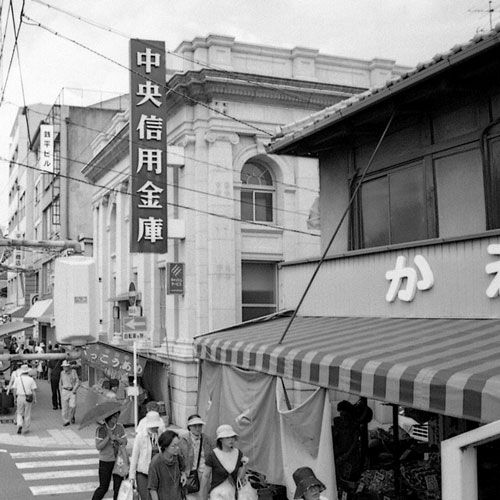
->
[[217, 432, 238, 439], [187, 418, 205, 427], [294, 478, 325, 499]]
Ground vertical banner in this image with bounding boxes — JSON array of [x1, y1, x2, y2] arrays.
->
[[39, 124, 54, 173], [130, 39, 168, 253]]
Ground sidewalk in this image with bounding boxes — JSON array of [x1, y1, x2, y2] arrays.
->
[[0, 378, 136, 448]]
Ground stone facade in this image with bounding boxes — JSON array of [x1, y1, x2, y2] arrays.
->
[[83, 35, 409, 425]]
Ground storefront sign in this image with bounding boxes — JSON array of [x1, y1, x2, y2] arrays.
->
[[39, 124, 54, 173], [167, 262, 184, 294], [385, 255, 434, 302], [82, 343, 146, 375], [129, 39, 167, 253]]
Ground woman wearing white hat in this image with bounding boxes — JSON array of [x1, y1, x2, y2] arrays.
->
[[201, 424, 248, 500], [12, 364, 37, 434], [129, 411, 166, 500], [179, 415, 215, 500]]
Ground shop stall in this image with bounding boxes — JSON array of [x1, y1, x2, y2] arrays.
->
[[194, 312, 500, 499]]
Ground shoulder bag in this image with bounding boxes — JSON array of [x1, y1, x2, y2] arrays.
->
[[186, 437, 202, 493], [20, 377, 33, 403]]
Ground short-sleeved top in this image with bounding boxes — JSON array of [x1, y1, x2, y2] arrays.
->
[[60, 369, 79, 390], [148, 453, 185, 500], [14, 374, 37, 396], [95, 422, 126, 462], [206, 448, 243, 491]]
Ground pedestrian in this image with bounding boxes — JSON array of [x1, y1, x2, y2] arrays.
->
[[59, 360, 80, 426], [6, 362, 21, 395], [35, 342, 45, 379], [92, 410, 127, 500], [179, 415, 215, 500], [48, 345, 62, 410], [129, 411, 165, 500], [201, 424, 248, 500], [291, 467, 327, 500], [148, 429, 187, 500], [12, 364, 37, 435]]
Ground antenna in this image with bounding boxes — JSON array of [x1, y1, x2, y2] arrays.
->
[[469, 0, 498, 30]]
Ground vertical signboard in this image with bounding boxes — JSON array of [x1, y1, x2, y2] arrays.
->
[[39, 124, 54, 173], [167, 262, 184, 294], [130, 39, 168, 253]]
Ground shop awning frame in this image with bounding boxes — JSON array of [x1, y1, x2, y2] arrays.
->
[[0, 321, 34, 338], [24, 299, 53, 323], [194, 314, 500, 423]]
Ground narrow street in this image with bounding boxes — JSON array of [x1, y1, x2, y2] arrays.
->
[[0, 378, 133, 498]]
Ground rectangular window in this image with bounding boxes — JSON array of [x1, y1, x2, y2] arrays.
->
[[241, 261, 277, 322], [487, 133, 500, 229], [241, 190, 273, 222], [356, 161, 433, 248]]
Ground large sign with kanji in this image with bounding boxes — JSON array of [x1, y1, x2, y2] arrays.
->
[[130, 39, 168, 253], [82, 342, 146, 376], [39, 124, 54, 173]]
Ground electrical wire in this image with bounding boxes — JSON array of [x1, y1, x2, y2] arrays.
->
[[10, 0, 30, 145], [3, 156, 321, 237], [29, 0, 359, 106], [23, 13, 274, 137], [3, 100, 320, 196], [0, 0, 12, 66], [0, 0, 23, 109]]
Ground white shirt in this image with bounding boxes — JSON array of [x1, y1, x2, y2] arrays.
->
[[13, 374, 37, 396]]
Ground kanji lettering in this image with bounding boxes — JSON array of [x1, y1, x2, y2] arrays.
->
[[136, 47, 160, 73], [385, 255, 434, 303], [486, 244, 500, 298], [136, 114, 163, 140], [138, 148, 162, 174], [137, 181, 163, 208], [137, 81, 162, 107], [137, 216, 164, 243]]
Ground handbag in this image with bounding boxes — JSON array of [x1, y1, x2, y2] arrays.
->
[[117, 478, 139, 500], [112, 444, 130, 477], [20, 377, 33, 403], [186, 437, 202, 493], [237, 476, 258, 500]]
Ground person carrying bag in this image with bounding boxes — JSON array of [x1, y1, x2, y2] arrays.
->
[[186, 436, 202, 493]]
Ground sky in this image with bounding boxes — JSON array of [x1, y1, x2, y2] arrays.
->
[[0, 0, 499, 229]]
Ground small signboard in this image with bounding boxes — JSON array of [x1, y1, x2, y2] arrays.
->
[[123, 331, 145, 341], [39, 124, 54, 173], [167, 262, 184, 294], [121, 316, 147, 342], [128, 305, 142, 317]]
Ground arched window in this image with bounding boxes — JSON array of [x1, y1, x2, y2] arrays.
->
[[240, 161, 274, 222]]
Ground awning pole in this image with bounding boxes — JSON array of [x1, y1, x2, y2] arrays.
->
[[392, 404, 402, 498], [278, 110, 396, 344], [280, 377, 292, 411]]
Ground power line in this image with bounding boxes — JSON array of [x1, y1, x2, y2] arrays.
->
[[0, 0, 12, 66], [0, 0, 23, 109], [3, 156, 321, 237], [9, 0, 30, 145], [22, 13, 274, 137], [3, 100, 320, 196], [29, 0, 357, 106]]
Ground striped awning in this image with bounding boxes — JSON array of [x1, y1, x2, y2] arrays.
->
[[194, 315, 500, 423]]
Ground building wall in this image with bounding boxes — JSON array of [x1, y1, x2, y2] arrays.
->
[[87, 35, 411, 425], [318, 90, 500, 255]]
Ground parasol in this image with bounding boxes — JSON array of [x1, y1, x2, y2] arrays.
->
[[79, 401, 125, 429]]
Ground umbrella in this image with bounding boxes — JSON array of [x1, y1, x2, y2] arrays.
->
[[79, 401, 125, 429]]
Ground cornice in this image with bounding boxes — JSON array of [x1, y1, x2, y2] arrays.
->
[[166, 69, 366, 113], [82, 125, 129, 183]]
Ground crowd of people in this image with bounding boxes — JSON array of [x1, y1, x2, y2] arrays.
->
[[0, 337, 82, 434], [88, 400, 330, 500]]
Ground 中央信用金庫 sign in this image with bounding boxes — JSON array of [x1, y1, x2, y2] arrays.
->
[[130, 39, 168, 253]]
